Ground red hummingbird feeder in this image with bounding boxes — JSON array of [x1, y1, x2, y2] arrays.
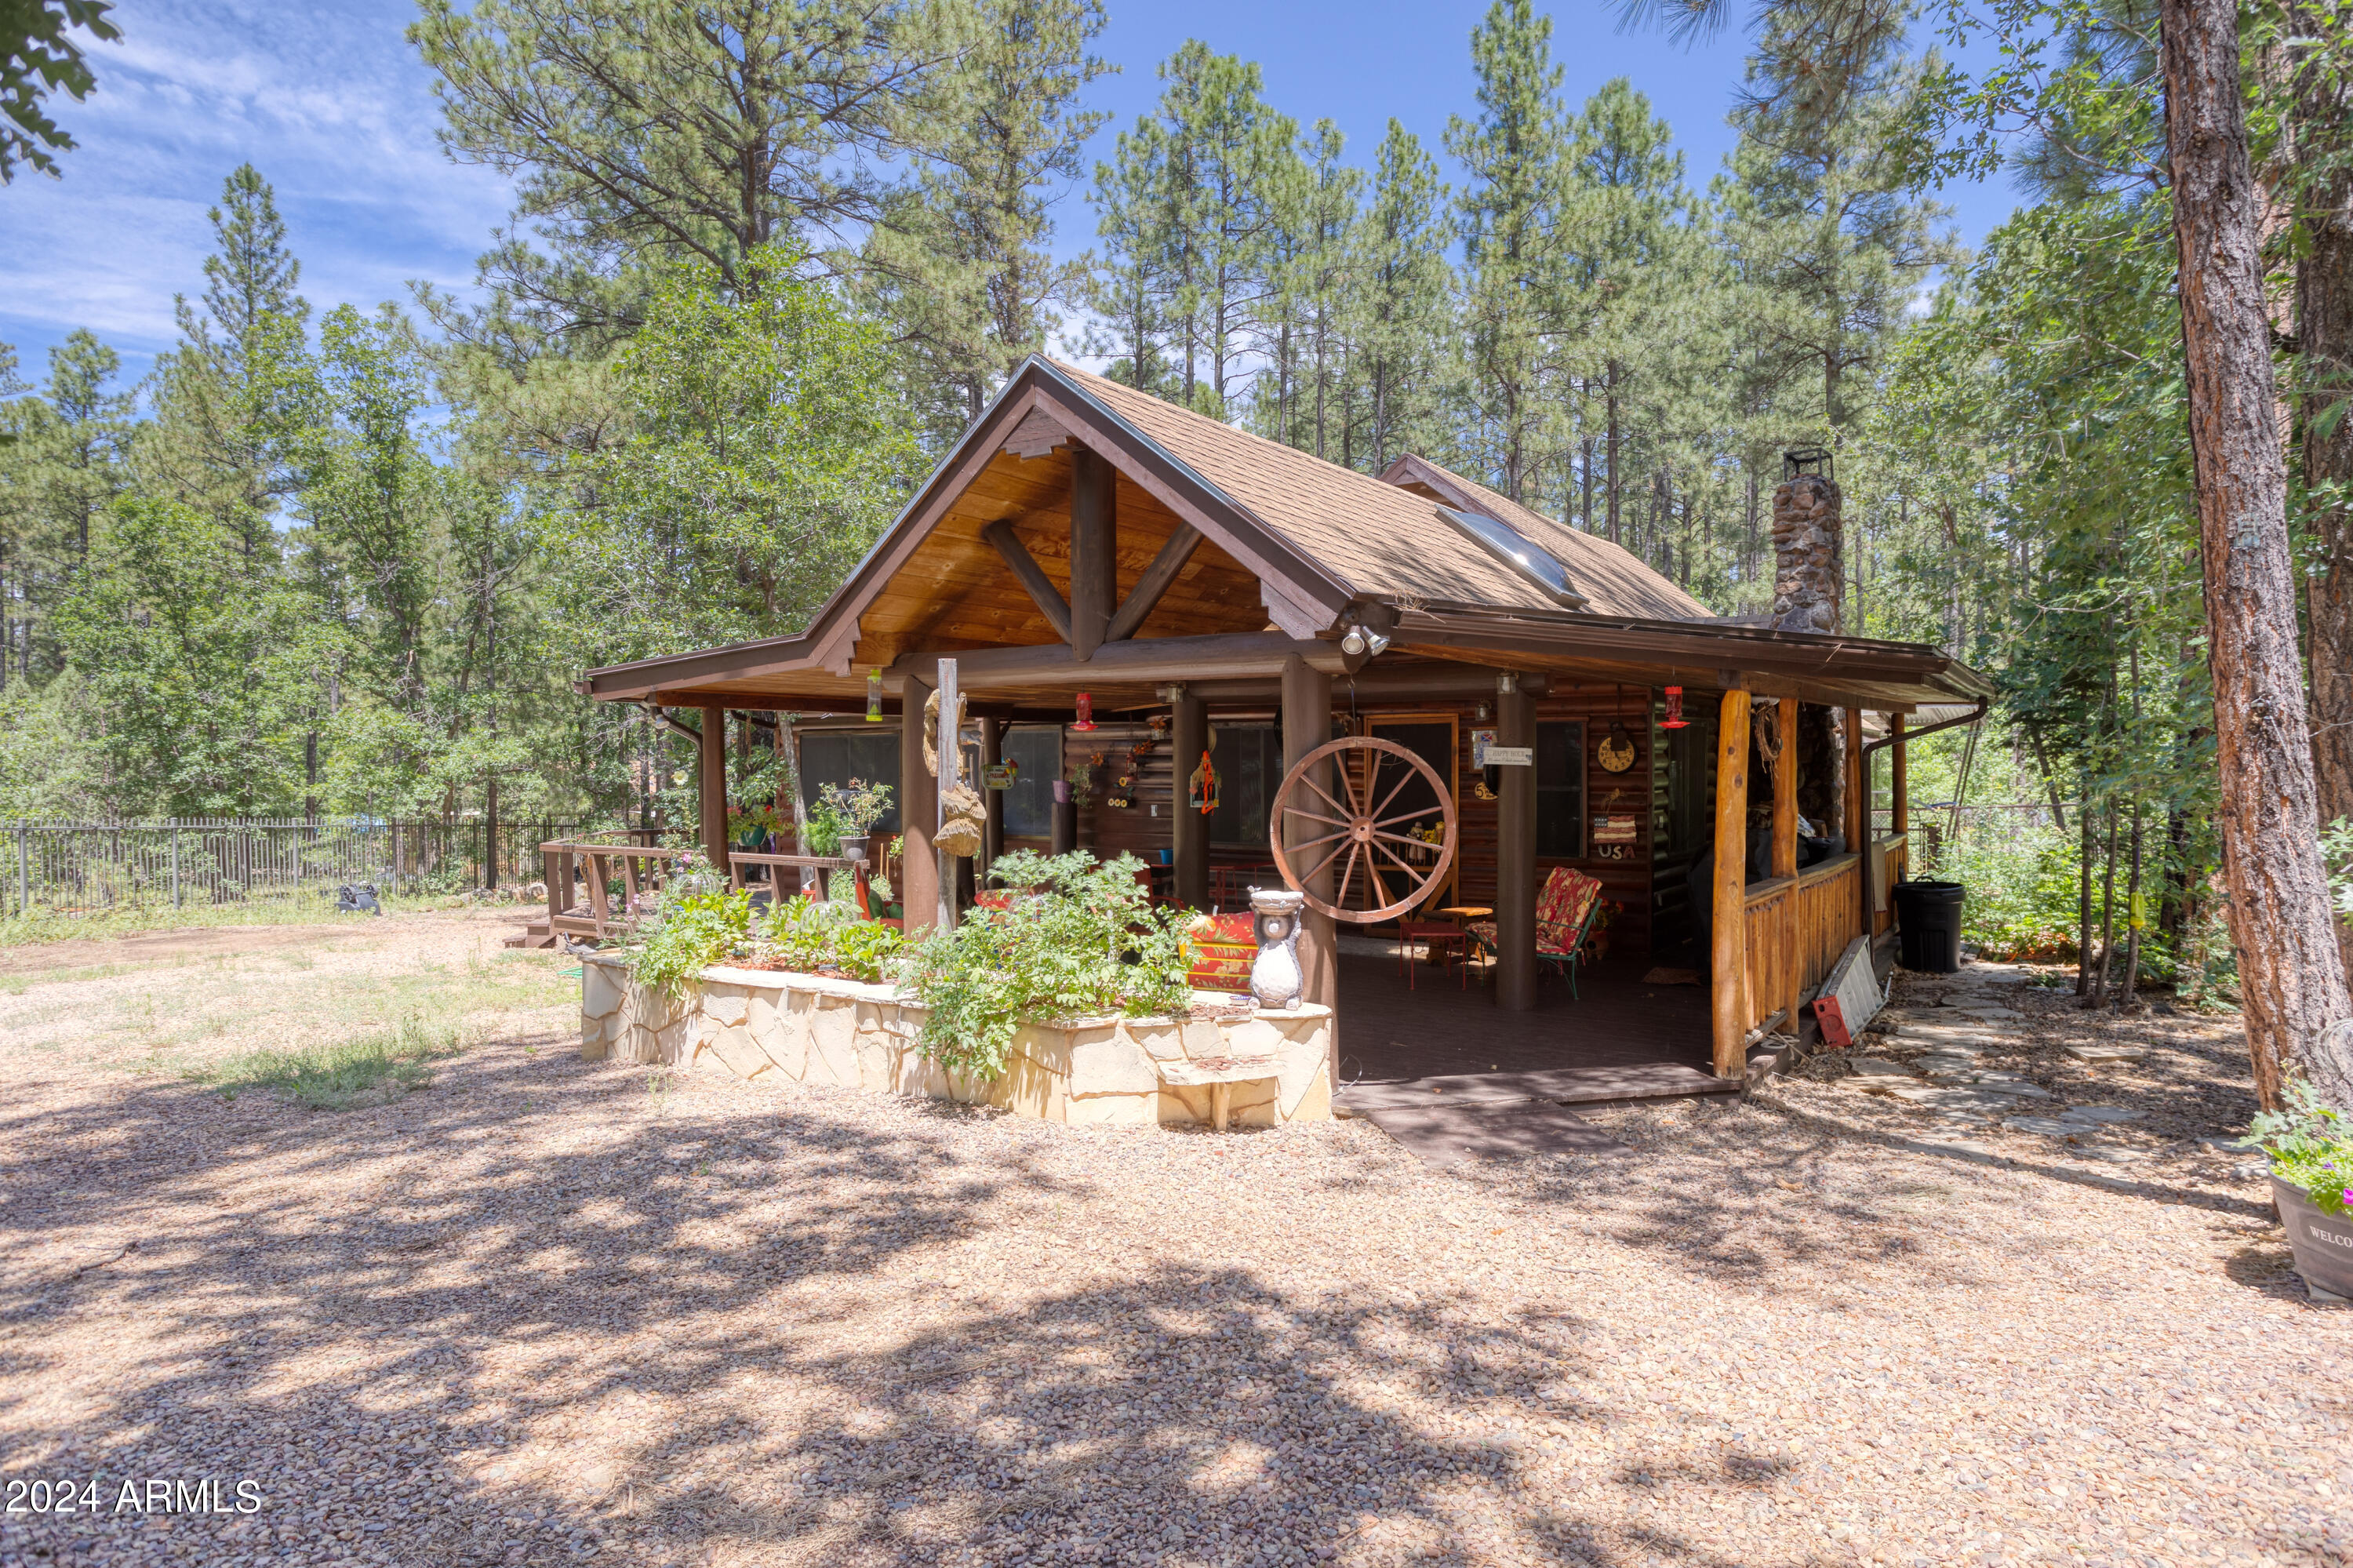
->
[[1661, 686, 1689, 730]]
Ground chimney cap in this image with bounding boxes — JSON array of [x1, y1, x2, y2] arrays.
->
[[1782, 446, 1834, 482]]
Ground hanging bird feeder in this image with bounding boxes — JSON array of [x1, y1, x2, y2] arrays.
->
[[865, 668, 884, 722], [1662, 686, 1689, 730], [1073, 692, 1096, 732]]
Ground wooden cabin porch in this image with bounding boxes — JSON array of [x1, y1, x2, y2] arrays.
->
[[567, 355, 1991, 1108]]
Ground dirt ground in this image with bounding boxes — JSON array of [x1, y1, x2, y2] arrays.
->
[[0, 913, 2346, 1568]]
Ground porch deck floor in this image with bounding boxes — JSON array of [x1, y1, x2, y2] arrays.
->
[[1330, 947, 1729, 1112]]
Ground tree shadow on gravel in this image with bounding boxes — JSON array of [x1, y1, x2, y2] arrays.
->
[[0, 1034, 1830, 1568]]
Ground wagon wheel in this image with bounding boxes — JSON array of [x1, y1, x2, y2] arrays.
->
[[1267, 736, 1458, 924]]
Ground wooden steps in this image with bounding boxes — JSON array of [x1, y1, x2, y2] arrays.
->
[[1335, 1060, 1735, 1117], [504, 920, 559, 951]]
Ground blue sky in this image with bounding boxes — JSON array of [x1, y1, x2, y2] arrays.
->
[[0, 0, 2024, 395]]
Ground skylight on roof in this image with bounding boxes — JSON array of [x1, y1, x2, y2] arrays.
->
[[1436, 508, 1590, 608]]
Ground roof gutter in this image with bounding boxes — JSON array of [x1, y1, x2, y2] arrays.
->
[[1862, 701, 1988, 762]]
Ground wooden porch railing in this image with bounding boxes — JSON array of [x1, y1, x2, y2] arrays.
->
[[726, 852, 861, 900], [1739, 849, 1872, 1036], [541, 840, 698, 941], [1871, 833, 1908, 939]]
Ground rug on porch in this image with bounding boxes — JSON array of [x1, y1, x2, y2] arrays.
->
[[1642, 966, 1700, 986]]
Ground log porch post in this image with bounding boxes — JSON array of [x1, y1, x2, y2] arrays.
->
[[1281, 656, 1337, 1064], [1773, 697, 1800, 1038], [1496, 673, 1538, 1011], [1070, 448, 1116, 660], [900, 675, 939, 933], [1173, 687, 1209, 908], [699, 703, 728, 868], [1891, 713, 1908, 839], [980, 716, 1004, 876], [1845, 707, 1867, 937], [1711, 689, 1753, 1076]]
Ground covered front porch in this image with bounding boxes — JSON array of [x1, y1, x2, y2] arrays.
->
[[567, 356, 1991, 1112]]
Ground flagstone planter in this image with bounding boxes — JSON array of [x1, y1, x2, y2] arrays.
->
[[578, 955, 1333, 1127]]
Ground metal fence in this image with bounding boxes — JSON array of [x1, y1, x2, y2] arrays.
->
[[0, 818, 679, 918]]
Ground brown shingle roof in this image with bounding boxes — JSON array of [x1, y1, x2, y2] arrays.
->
[[1051, 360, 1711, 620], [1376, 454, 1716, 621]]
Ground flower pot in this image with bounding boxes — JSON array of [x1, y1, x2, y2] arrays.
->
[[2273, 1177, 2353, 1298], [837, 835, 869, 865]]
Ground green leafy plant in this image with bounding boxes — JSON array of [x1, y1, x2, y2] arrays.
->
[[824, 777, 894, 837], [757, 894, 904, 980], [805, 795, 846, 856], [632, 887, 753, 997], [2245, 1080, 2353, 1217], [897, 849, 1191, 1081]]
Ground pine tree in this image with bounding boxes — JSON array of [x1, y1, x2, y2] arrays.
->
[[861, 0, 1111, 437], [1446, 0, 1570, 501], [1343, 121, 1452, 473]]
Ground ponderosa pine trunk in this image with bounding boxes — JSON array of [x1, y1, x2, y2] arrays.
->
[[2293, 13, 2353, 986], [2161, 0, 2353, 1108]]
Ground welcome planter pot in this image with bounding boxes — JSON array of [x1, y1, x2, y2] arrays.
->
[[2273, 1177, 2353, 1300], [578, 955, 1333, 1128]]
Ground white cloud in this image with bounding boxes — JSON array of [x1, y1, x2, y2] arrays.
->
[[0, 0, 511, 377]]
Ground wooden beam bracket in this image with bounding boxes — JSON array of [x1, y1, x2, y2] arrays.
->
[[1105, 523, 1203, 643], [980, 518, 1074, 643]]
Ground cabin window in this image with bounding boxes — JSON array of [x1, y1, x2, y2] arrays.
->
[[1535, 719, 1586, 858], [999, 725, 1061, 839], [1209, 726, 1285, 846], [798, 729, 902, 834]]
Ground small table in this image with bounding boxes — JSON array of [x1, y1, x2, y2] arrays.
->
[[1438, 906, 1495, 987]]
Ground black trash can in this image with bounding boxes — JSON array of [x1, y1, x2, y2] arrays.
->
[[1891, 879, 1966, 973]]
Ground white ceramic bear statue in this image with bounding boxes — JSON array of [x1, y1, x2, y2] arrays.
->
[[1248, 887, 1307, 1011]]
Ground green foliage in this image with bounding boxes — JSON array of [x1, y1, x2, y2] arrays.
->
[[0, 0, 119, 180], [2246, 1079, 2353, 1217], [802, 795, 846, 857], [758, 894, 904, 981], [630, 886, 754, 998], [552, 244, 922, 660], [820, 777, 893, 837], [186, 1019, 464, 1111], [897, 849, 1191, 1081]]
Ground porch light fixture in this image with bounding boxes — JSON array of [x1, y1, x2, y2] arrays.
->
[[1339, 620, 1391, 658], [1072, 691, 1097, 732], [1662, 686, 1689, 730], [865, 668, 884, 722]]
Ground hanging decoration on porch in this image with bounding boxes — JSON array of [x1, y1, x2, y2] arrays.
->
[[1072, 692, 1096, 732], [1752, 697, 1783, 784], [1268, 735, 1458, 924], [1597, 722, 1636, 773], [983, 759, 1019, 791], [1188, 749, 1220, 814], [865, 668, 884, 722], [1661, 686, 1689, 730]]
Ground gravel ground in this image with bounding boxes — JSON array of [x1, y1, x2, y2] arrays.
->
[[2, 918, 2348, 1568]]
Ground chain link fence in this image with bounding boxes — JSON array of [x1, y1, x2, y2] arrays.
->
[[0, 819, 676, 918]]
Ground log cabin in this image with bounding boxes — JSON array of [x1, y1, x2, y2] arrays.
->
[[567, 356, 1992, 1100]]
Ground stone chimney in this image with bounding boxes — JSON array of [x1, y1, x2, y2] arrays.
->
[[1772, 453, 1849, 842], [1771, 461, 1842, 635]]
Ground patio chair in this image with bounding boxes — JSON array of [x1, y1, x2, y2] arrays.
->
[[1464, 868, 1607, 998]]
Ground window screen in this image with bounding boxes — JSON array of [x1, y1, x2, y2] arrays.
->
[[1000, 726, 1061, 839], [1536, 719, 1585, 858], [798, 729, 901, 834], [1209, 726, 1286, 847]]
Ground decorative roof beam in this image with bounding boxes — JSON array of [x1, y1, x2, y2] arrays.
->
[[980, 518, 1073, 642], [1104, 523, 1202, 643]]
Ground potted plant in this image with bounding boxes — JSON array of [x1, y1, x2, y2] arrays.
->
[[2243, 1080, 2353, 1299], [823, 778, 893, 864]]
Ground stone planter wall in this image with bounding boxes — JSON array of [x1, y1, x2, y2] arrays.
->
[[579, 956, 1333, 1127]]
